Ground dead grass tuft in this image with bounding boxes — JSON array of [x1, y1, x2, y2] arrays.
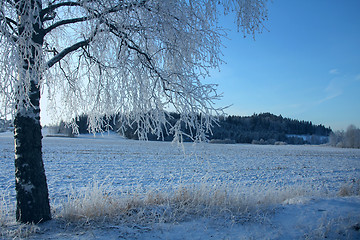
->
[[338, 179, 360, 197]]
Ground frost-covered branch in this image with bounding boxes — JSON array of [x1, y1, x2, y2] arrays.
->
[[3, 0, 15, 6], [43, 0, 148, 34], [47, 22, 100, 67], [44, 16, 89, 34], [5, 16, 17, 29], [47, 38, 91, 68], [0, 3, 17, 41], [41, 1, 81, 17]]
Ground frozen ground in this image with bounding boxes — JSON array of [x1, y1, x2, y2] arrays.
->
[[0, 131, 360, 239]]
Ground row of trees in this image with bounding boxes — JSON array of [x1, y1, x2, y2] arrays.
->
[[329, 125, 360, 148], [58, 112, 332, 145]]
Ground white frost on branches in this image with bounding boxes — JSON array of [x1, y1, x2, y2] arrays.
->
[[0, 0, 268, 141], [0, 0, 45, 119]]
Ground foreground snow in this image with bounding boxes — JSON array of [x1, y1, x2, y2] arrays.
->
[[0, 131, 359, 239]]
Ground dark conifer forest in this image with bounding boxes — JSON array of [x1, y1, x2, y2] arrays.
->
[[209, 113, 331, 144]]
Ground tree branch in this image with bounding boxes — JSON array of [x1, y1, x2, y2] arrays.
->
[[4, 0, 14, 6], [46, 24, 100, 68], [47, 39, 90, 68], [43, 0, 149, 35], [5, 17, 17, 26], [41, 1, 81, 19], [44, 16, 89, 35], [0, 17, 17, 38], [0, 18, 18, 42], [43, 0, 151, 69]]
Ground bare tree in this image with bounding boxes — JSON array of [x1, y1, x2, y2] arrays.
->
[[329, 125, 360, 149], [0, 0, 268, 223], [345, 125, 360, 148]]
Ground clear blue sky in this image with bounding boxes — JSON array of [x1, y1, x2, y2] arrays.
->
[[208, 0, 360, 131]]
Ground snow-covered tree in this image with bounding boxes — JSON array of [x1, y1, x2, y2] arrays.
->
[[0, 0, 268, 223]]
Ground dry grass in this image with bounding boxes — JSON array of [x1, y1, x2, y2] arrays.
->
[[0, 189, 13, 227], [56, 180, 323, 226], [1, 190, 41, 239], [338, 179, 360, 197], [304, 215, 360, 239], [3, 223, 40, 239], [1, 179, 358, 238]]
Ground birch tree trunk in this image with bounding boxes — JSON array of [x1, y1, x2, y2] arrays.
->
[[14, 0, 51, 223], [14, 83, 51, 223]]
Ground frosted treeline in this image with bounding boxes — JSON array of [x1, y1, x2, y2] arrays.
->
[[329, 125, 360, 149]]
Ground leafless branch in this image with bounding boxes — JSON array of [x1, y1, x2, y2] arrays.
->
[[44, 16, 89, 34], [5, 17, 16, 26], [4, 0, 14, 6], [43, 0, 149, 35], [47, 38, 90, 68], [41, 1, 81, 19], [0, 17, 18, 41], [47, 23, 100, 68]]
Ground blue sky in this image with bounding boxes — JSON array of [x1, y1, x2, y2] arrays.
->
[[208, 0, 360, 131]]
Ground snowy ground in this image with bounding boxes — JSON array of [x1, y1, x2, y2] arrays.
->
[[1, 131, 360, 239]]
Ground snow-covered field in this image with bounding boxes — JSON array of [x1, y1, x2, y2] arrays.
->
[[1, 131, 360, 239]]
